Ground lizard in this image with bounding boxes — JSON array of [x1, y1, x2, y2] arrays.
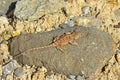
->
[[15, 30, 80, 56]]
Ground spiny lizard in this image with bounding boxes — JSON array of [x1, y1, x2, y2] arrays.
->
[[17, 30, 80, 56]]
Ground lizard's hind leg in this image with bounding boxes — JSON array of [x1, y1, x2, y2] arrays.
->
[[56, 45, 65, 52]]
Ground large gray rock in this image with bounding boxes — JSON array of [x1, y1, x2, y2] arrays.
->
[[9, 27, 114, 77], [14, 0, 65, 21]]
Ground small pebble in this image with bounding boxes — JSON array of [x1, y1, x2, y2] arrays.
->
[[80, 58, 84, 62], [116, 53, 120, 62], [65, 19, 74, 27], [116, 46, 120, 62], [11, 31, 20, 37], [8, 55, 13, 60], [2, 60, 19, 75], [45, 75, 53, 80], [35, 27, 43, 32], [82, 6, 90, 16], [14, 67, 25, 77], [76, 75, 83, 80], [80, 71, 85, 76], [68, 74, 76, 80]]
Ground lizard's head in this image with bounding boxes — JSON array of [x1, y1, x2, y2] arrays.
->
[[73, 31, 80, 39]]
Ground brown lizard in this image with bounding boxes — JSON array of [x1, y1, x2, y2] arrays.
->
[[17, 30, 80, 56], [29, 30, 80, 52]]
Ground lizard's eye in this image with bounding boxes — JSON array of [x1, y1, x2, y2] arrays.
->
[[75, 33, 80, 39]]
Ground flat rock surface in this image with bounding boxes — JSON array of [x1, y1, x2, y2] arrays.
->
[[9, 27, 114, 77]]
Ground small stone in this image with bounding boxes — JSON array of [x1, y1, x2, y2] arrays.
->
[[82, 6, 90, 16], [8, 55, 13, 60], [76, 75, 83, 80], [68, 74, 76, 79], [35, 27, 44, 33], [80, 71, 85, 76], [116, 46, 120, 62], [14, 67, 25, 77], [65, 19, 74, 27], [45, 75, 53, 80], [116, 53, 120, 62], [10, 31, 20, 37], [2, 60, 19, 75]]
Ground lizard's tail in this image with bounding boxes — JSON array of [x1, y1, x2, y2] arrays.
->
[[29, 43, 54, 51], [14, 44, 55, 57]]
